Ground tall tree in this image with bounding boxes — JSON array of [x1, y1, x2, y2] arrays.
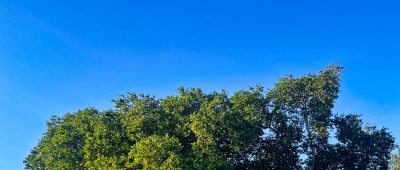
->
[[267, 65, 342, 169], [25, 65, 396, 170]]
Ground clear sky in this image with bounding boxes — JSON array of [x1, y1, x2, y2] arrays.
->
[[1, 0, 400, 169]]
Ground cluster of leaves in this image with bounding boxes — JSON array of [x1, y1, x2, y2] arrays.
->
[[390, 149, 400, 169], [24, 65, 396, 169]]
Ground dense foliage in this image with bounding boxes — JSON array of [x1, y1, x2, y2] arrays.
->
[[391, 149, 400, 170], [25, 65, 396, 169]]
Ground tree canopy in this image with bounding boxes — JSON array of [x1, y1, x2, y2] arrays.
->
[[25, 65, 396, 169]]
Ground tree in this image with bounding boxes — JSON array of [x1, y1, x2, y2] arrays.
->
[[25, 65, 396, 169], [267, 65, 342, 169], [24, 108, 98, 169], [330, 114, 396, 169]]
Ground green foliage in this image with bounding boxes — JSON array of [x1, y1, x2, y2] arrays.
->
[[83, 110, 130, 169], [127, 135, 183, 170], [24, 108, 98, 169], [25, 65, 396, 170], [390, 148, 400, 170], [329, 114, 396, 169], [267, 65, 343, 169]]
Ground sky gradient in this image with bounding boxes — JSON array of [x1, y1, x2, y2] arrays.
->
[[1, 0, 400, 169]]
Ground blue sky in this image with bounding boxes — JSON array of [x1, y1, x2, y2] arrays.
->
[[1, 0, 400, 169]]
